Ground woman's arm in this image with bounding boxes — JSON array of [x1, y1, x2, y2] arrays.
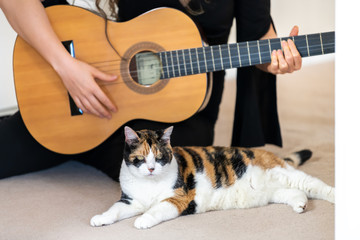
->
[[0, 0, 117, 119], [257, 24, 302, 74]]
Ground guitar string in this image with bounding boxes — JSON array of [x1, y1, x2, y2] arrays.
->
[[91, 44, 335, 84], [89, 43, 335, 71], [96, 45, 335, 85], [88, 41, 335, 67], [95, 45, 335, 86]]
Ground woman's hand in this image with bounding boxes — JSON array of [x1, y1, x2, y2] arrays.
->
[[257, 25, 302, 75], [54, 56, 118, 119]]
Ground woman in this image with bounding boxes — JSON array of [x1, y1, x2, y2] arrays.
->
[[0, 0, 302, 180]]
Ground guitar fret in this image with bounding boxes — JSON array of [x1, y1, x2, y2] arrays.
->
[[202, 48, 208, 72], [179, 49, 186, 76], [210, 46, 216, 71], [190, 48, 199, 74], [305, 35, 310, 56], [165, 51, 172, 78], [219, 45, 224, 70], [204, 47, 214, 72], [196, 48, 201, 73], [195, 48, 200, 73], [320, 33, 324, 55], [307, 34, 323, 56], [321, 32, 335, 54], [160, 52, 169, 78], [257, 40, 262, 64], [258, 39, 271, 64], [293, 35, 308, 57], [238, 42, 249, 66], [227, 45, 233, 68], [176, 50, 181, 76], [237, 43, 242, 67], [170, 51, 175, 77], [188, 49, 194, 75], [160, 52, 166, 79], [228, 43, 239, 69], [246, 42, 252, 66], [182, 49, 187, 75]]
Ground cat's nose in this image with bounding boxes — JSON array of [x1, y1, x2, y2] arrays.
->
[[148, 168, 155, 173]]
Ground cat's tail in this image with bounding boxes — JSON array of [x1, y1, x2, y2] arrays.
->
[[283, 149, 312, 168]]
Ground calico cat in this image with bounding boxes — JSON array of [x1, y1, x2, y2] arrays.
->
[[90, 126, 334, 229]]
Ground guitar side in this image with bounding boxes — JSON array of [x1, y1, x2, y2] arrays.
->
[[13, 6, 207, 154]]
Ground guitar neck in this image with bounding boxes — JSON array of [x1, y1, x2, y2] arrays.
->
[[159, 31, 335, 79]]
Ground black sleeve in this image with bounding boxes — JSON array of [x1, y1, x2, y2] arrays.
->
[[234, 0, 272, 41], [41, 0, 69, 8]]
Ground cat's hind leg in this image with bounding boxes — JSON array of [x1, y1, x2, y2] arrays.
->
[[270, 188, 308, 213], [273, 166, 335, 203]]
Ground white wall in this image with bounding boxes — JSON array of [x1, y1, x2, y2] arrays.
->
[[0, 0, 335, 116], [0, 10, 17, 116]]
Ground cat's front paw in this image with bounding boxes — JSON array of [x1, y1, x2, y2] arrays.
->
[[292, 200, 308, 213], [134, 214, 158, 229], [90, 214, 116, 227]]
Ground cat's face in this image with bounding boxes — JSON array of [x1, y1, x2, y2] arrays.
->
[[123, 126, 174, 178]]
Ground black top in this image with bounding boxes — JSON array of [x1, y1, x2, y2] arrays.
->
[[42, 0, 282, 147], [117, 0, 281, 147]]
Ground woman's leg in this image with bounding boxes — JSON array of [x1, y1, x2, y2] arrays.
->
[[0, 112, 67, 179]]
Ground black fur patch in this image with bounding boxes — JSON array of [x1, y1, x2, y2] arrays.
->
[[174, 152, 188, 170], [242, 149, 255, 159], [173, 172, 185, 190], [186, 173, 196, 190], [183, 147, 204, 173], [230, 149, 247, 178], [213, 151, 228, 188], [119, 192, 132, 205], [296, 149, 313, 165], [181, 200, 197, 216]]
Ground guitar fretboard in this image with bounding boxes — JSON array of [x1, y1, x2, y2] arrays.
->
[[158, 31, 335, 79]]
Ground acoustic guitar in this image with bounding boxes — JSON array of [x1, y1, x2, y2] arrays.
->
[[13, 5, 335, 154]]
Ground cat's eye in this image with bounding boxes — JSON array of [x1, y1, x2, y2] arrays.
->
[[156, 153, 163, 159], [136, 156, 144, 160]]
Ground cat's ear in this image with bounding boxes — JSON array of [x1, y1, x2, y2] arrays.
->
[[161, 126, 174, 144], [124, 126, 139, 145]]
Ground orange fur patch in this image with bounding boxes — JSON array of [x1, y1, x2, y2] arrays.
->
[[164, 188, 196, 214], [248, 149, 285, 169]]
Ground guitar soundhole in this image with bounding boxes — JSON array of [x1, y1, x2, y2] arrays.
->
[[129, 51, 161, 86], [120, 41, 169, 95]]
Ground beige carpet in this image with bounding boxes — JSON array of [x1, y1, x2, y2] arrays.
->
[[0, 56, 334, 240]]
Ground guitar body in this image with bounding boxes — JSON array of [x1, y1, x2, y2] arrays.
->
[[13, 6, 207, 154]]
